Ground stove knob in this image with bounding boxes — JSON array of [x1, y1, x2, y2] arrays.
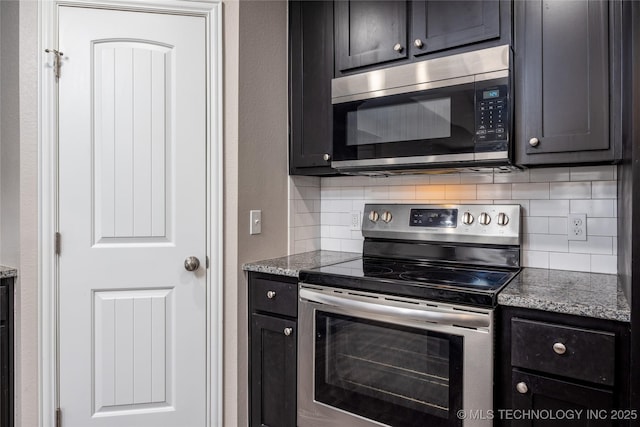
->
[[497, 212, 509, 226], [381, 211, 393, 223], [478, 212, 491, 226], [368, 210, 380, 223], [461, 212, 474, 225]]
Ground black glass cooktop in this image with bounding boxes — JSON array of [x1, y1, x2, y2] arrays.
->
[[299, 257, 519, 307]]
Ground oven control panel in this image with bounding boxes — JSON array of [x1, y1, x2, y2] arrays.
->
[[363, 204, 521, 246], [409, 209, 457, 228]]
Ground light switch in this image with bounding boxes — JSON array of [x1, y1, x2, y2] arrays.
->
[[250, 210, 262, 235]]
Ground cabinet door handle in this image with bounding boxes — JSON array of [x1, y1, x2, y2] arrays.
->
[[553, 342, 567, 355], [414, 39, 423, 48], [283, 327, 293, 336], [529, 137, 540, 147], [393, 43, 403, 52], [516, 382, 528, 394], [266, 290, 276, 299], [323, 153, 331, 162]]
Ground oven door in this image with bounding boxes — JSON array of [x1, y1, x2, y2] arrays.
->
[[298, 285, 494, 427]]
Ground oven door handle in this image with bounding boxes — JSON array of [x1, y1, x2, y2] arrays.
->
[[299, 288, 490, 329]]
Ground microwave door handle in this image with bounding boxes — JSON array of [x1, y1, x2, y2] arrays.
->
[[299, 288, 489, 329]]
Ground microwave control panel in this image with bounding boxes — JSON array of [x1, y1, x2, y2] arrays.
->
[[475, 81, 509, 145]]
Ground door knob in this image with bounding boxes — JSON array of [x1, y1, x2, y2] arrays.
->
[[184, 256, 200, 271]]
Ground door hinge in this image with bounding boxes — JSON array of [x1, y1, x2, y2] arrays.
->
[[55, 408, 62, 427], [55, 232, 61, 256]]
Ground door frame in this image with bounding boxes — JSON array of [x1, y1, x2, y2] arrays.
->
[[39, 1, 223, 425]]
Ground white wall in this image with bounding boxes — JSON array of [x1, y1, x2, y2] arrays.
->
[[291, 166, 618, 274]]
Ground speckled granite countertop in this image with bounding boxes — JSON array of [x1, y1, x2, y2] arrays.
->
[[242, 250, 360, 277], [243, 252, 629, 323], [0, 266, 17, 279], [499, 268, 630, 323]]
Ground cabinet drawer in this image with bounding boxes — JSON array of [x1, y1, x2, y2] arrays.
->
[[251, 277, 297, 317], [511, 318, 615, 386]]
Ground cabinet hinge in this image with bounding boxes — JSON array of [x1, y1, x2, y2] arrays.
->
[[55, 408, 62, 427], [55, 232, 61, 256]]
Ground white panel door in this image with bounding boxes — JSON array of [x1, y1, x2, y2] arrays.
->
[[58, 6, 207, 427]]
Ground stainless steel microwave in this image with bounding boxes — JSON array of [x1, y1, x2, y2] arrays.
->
[[331, 45, 514, 175]]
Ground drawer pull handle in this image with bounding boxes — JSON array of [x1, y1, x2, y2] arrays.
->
[[553, 342, 567, 355], [266, 290, 276, 299], [516, 382, 528, 394], [283, 327, 293, 336]]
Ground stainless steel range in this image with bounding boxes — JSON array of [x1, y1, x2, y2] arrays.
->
[[297, 203, 521, 427]]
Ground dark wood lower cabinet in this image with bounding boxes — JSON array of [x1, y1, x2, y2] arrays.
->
[[511, 370, 613, 427], [498, 306, 630, 427], [249, 273, 298, 427], [250, 314, 297, 427], [0, 278, 14, 427]]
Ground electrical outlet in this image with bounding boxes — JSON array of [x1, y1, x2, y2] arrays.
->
[[567, 213, 587, 241], [350, 211, 362, 231]]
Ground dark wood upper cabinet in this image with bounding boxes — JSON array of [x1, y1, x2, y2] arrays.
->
[[515, 0, 621, 165], [410, 0, 501, 56], [289, 0, 335, 175], [335, 1, 409, 74], [334, 0, 510, 76]]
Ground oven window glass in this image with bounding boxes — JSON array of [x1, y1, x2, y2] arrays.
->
[[315, 311, 463, 427], [346, 97, 452, 145]]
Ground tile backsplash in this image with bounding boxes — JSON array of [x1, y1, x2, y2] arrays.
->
[[289, 176, 321, 254], [290, 165, 618, 274]]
